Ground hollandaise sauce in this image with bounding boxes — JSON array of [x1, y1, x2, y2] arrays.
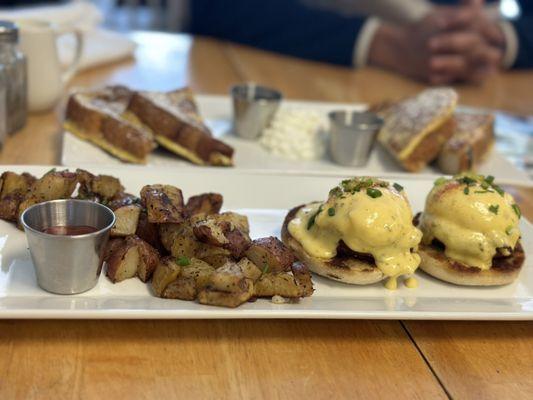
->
[[288, 178, 422, 289], [420, 175, 521, 269]]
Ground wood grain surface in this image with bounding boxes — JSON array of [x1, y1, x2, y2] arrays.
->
[[0, 32, 531, 400]]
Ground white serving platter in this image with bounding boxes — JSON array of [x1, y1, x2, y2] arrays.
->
[[0, 165, 532, 320], [61, 95, 531, 183]]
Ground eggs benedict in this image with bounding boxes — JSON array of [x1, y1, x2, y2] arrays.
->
[[281, 177, 422, 289], [417, 174, 525, 286]]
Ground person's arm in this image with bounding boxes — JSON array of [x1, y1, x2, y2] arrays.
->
[[187, 0, 367, 66]]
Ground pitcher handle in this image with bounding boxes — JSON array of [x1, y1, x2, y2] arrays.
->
[[54, 26, 84, 84]]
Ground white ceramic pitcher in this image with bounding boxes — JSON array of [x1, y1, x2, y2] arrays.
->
[[15, 19, 83, 112]]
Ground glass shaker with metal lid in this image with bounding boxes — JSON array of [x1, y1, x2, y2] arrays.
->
[[0, 21, 27, 135]]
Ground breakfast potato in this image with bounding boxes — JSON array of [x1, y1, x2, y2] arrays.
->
[[110, 204, 141, 237], [207, 261, 249, 293], [91, 174, 124, 199], [185, 192, 223, 217], [197, 279, 253, 308], [171, 232, 202, 259], [180, 258, 216, 289], [193, 215, 251, 258], [0, 171, 35, 198], [162, 276, 197, 300], [103, 237, 125, 261], [218, 212, 250, 234], [244, 237, 295, 273], [30, 170, 78, 201], [135, 210, 164, 252], [253, 272, 301, 298], [151, 256, 182, 296], [141, 184, 184, 224], [106, 239, 140, 283], [291, 262, 314, 297], [129, 236, 160, 282], [195, 243, 232, 268], [77, 169, 124, 200], [237, 257, 262, 281], [0, 193, 25, 222]]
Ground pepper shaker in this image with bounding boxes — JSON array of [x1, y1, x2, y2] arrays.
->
[[0, 21, 27, 135]]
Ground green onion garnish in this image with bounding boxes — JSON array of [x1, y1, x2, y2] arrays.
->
[[366, 188, 382, 198], [434, 177, 447, 186], [393, 183, 404, 192], [488, 205, 499, 215], [485, 175, 495, 184], [463, 187, 469, 195], [512, 204, 521, 218], [327, 207, 335, 217], [177, 256, 190, 266]]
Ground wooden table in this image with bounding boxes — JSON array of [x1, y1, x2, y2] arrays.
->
[[0, 32, 532, 400]]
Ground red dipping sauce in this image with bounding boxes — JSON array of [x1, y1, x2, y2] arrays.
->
[[42, 225, 98, 236]]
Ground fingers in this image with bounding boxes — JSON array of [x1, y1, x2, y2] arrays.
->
[[432, 7, 477, 31], [429, 32, 480, 53], [430, 55, 468, 78]]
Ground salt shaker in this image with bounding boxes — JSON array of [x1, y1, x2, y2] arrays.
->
[[0, 21, 27, 135]]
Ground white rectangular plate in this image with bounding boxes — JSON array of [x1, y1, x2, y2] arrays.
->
[[61, 95, 531, 183], [1, 165, 532, 320]]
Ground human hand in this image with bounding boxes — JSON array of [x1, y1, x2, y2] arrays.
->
[[367, 3, 505, 84], [428, 3, 505, 84]]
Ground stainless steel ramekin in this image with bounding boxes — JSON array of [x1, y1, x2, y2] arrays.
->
[[20, 199, 115, 295]]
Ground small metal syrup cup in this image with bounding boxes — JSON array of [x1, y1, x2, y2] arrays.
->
[[328, 111, 383, 167], [231, 83, 282, 140], [20, 199, 115, 295]]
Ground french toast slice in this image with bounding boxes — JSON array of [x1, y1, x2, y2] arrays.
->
[[127, 88, 234, 166], [64, 86, 156, 164], [377, 88, 458, 172], [437, 112, 494, 174]]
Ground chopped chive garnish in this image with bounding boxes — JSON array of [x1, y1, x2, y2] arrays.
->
[[262, 263, 269, 274], [327, 207, 335, 217], [493, 185, 504, 196], [177, 256, 190, 266], [481, 182, 489, 190], [458, 176, 476, 185], [505, 225, 514, 235], [393, 183, 404, 192], [463, 187, 469, 195], [512, 204, 521, 218], [485, 175, 495, 184], [366, 188, 382, 198], [488, 205, 499, 214], [434, 177, 447, 186]]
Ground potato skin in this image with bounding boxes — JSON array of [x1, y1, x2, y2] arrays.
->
[[106, 239, 140, 283], [30, 170, 78, 201], [0, 171, 35, 198], [135, 210, 164, 252], [141, 184, 184, 224], [0, 192, 25, 222], [253, 273, 302, 298], [192, 215, 251, 258], [162, 277, 197, 300], [244, 237, 295, 273], [128, 236, 160, 282], [197, 279, 253, 308], [185, 193, 223, 217]]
